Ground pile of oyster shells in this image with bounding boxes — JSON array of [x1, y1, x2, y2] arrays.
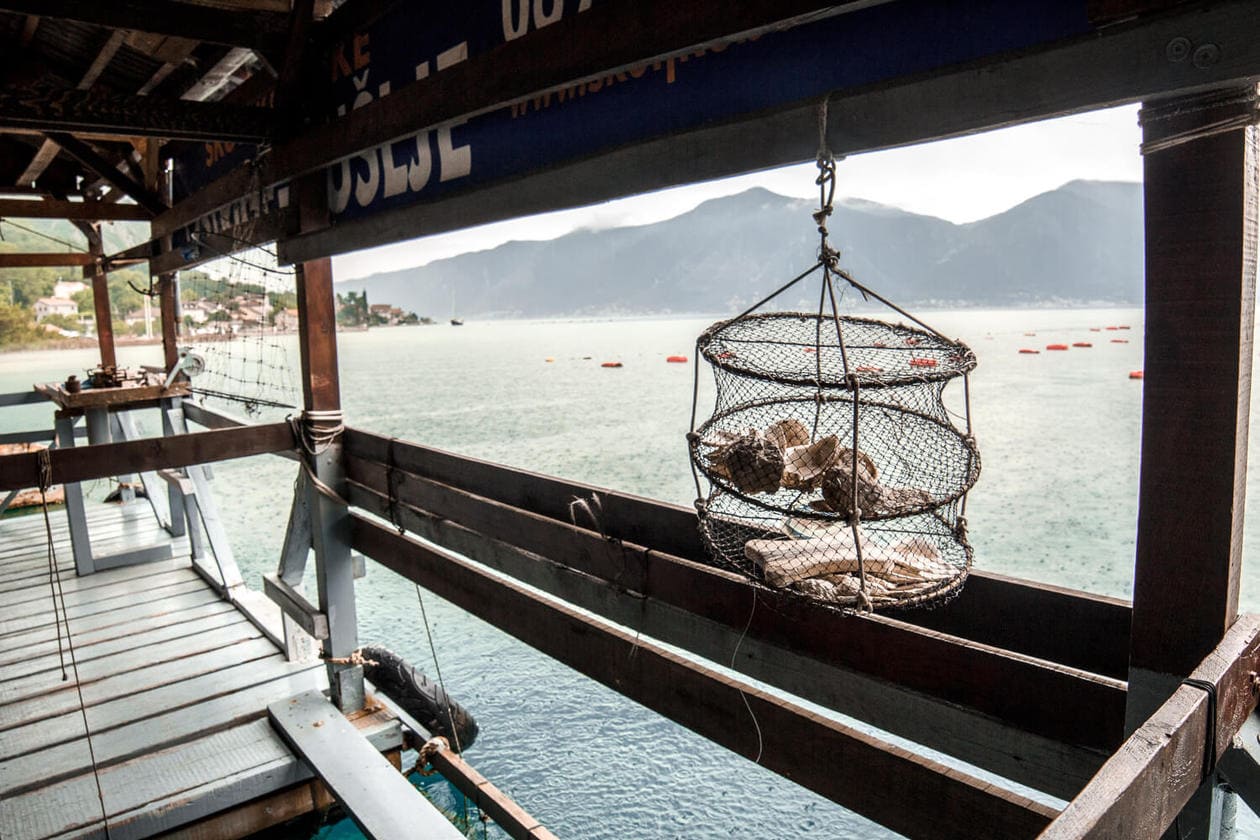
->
[[703, 418, 930, 517]]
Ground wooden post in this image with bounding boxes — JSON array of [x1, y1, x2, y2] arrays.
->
[[158, 272, 179, 373], [84, 223, 116, 369], [294, 256, 362, 711], [1128, 84, 1258, 838]]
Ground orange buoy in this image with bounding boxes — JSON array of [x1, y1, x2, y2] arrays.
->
[[715, 351, 736, 360], [803, 347, 817, 354], [545, 357, 555, 363], [1105, 326, 1119, 331], [904, 338, 922, 346], [1046, 343, 1069, 351], [1110, 339, 1129, 344], [666, 355, 688, 363], [1072, 342, 1093, 348], [1018, 348, 1040, 354], [1129, 370, 1144, 380], [909, 357, 937, 368], [601, 362, 623, 368]]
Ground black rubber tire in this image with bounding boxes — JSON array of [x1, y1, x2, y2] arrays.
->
[[360, 645, 478, 752]]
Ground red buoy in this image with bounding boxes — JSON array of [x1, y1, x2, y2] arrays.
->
[[1019, 348, 1040, 354], [601, 362, 623, 368], [1105, 326, 1119, 331], [1129, 370, 1144, 380], [1110, 339, 1129, 344], [1072, 342, 1093, 348], [1089, 327, 1101, 332], [1046, 344, 1069, 351], [666, 355, 688, 363], [909, 357, 937, 368], [1118, 325, 1131, 330]]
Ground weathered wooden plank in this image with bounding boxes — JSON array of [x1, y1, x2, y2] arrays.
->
[[0, 198, 150, 221], [1130, 88, 1259, 679], [0, 423, 296, 493], [0, 635, 277, 732], [0, 578, 207, 639], [0, 527, 175, 580], [353, 516, 1058, 840], [42, 134, 167, 215], [348, 477, 1111, 798], [0, 598, 232, 672], [1041, 614, 1260, 838], [0, 607, 243, 687], [343, 429, 1132, 676], [0, 552, 186, 602], [0, 665, 326, 796], [427, 750, 559, 840], [342, 451, 1127, 752], [0, 252, 94, 268], [0, 654, 305, 761], [0, 589, 221, 665], [268, 690, 463, 839], [0, 619, 259, 709], [0, 568, 197, 624], [106, 712, 399, 840]]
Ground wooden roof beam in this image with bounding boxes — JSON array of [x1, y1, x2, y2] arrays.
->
[[0, 78, 271, 143], [0, 0, 288, 57], [44, 132, 166, 215], [17, 29, 127, 188], [0, 252, 95, 268], [0, 197, 149, 221]]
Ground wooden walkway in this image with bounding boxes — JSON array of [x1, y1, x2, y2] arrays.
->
[[0, 501, 400, 839]]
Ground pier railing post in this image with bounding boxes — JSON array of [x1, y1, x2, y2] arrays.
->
[[295, 256, 363, 712], [1129, 83, 1259, 837]]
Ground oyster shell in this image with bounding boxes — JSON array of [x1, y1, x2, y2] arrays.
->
[[820, 448, 883, 516], [765, 418, 809, 451], [781, 434, 841, 490], [706, 429, 784, 495]]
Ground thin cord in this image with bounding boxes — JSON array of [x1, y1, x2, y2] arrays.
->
[[0, 217, 88, 251], [37, 451, 111, 837], [414, 584, 483, 827], [730, 586, 764, 764]]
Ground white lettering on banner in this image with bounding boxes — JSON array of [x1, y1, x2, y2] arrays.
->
[[503, 0, 593, 41], [328, 41, 474, 213], [534, 0, 563, 28]]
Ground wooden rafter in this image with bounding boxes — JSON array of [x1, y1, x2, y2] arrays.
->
[[0, 198, 149, 221], [44, 132, 166, 214], [0, 0, 289, 56], [0, 252, 95, 268], [17, 29, 127, 187], [0, 78, 271, 143]]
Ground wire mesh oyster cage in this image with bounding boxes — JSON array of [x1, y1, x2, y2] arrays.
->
[[687, 312, 979, 610], [698, 487, 972, 610]]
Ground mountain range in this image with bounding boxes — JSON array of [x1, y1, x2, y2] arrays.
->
[[338, 180, 1144, 318]]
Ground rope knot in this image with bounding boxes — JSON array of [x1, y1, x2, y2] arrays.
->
[[416, 736, 450, 776]]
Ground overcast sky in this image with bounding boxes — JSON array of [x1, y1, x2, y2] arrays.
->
[[331, 104, 1143, 282]]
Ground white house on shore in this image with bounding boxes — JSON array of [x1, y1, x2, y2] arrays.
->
[[33, 297, 78, 321]]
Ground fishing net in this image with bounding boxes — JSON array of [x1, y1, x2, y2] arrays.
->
[[687, 147, 979, 612], [178, 243, 300, 419]]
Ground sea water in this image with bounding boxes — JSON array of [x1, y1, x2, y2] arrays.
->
[[3, 308, 1257, 838]]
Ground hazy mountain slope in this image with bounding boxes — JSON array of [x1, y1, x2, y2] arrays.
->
[[342, 180, 1143, 318]]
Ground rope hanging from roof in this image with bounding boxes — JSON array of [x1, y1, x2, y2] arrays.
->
[[686, 101, 980, 612]]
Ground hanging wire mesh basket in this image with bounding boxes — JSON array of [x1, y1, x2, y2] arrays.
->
[[686, 151, 979, 612]]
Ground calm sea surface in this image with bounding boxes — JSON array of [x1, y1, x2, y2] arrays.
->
[[4, 308, 1258, 837]]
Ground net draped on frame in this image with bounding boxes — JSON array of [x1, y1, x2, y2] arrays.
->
[[178, 243, 300, 419], [687, 140, 980, 612]]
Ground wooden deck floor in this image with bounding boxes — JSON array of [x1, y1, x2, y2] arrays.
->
[[0, 501, 399, 839]]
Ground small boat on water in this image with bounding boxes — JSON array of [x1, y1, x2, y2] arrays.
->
[[451, 318, 465, 326]]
